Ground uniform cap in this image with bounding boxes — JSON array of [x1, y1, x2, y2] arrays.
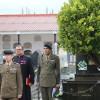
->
[[44, 44, 52, 50], [4, 50, 14, 55]]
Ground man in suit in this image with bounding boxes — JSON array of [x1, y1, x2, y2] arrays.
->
[[37, 44, 60, 100], [13, 45, 35, 100], [0, 50, 23, 100]]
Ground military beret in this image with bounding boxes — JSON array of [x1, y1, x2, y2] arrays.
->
[[44, 44, 52, 50], [4, 50, 14, 55]]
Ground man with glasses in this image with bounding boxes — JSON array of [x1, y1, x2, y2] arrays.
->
[[13, 45, 35, 100], [0, 50, 23, 100]]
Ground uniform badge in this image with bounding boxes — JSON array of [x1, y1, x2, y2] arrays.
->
[[50, 60, 55, 62], [10, 68, 17, 72], [21, 60, 26, 64]]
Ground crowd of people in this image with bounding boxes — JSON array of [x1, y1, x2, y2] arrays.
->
[[0, 44, 60, 100]]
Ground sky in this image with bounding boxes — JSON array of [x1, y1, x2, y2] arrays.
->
[[0, 0, 69, 15]]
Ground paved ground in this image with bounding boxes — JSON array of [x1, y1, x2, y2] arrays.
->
[[31, 74, 75, 100], [31, 82, 42, 100], [31, 84, 60, 100]]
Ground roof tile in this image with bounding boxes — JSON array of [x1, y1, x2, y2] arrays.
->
[[0, 14, 58, 32]]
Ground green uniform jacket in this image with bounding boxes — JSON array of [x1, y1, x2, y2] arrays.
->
[[37, 54, 60, 87], [0, 62, 23, 98]]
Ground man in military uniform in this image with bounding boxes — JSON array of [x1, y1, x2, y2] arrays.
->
[[0, 50, 23, 100], [37, 44, 60, 100]]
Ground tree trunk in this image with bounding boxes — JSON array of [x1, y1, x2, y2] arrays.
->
[[88, 52, 100, 68]]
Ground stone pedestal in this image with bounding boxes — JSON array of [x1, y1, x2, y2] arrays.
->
[[63, 77, 100, 100]]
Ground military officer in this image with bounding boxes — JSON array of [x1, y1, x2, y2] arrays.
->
[[0, 50, 23, 100], [37, 44, 60, 100]]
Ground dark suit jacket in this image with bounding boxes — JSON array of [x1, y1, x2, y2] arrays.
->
[[13, 55, 35, 100], [0, 62, 23, 98]]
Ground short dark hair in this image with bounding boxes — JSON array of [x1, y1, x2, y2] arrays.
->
[[16, 45, 24, 50]]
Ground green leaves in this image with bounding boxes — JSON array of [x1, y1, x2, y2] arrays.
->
[[57, 0, 100, 55]]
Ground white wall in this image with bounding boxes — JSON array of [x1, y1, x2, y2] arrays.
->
[[0, 33, 59, 55]]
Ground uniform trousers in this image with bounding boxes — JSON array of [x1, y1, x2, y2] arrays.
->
[[2, 98, 18, 100], [40, 87, 53, 100]]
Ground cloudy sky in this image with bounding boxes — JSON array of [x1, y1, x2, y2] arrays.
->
[[0, 0, 69, 14]]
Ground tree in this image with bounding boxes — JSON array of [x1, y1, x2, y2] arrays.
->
[[57, 0, 100, 67]]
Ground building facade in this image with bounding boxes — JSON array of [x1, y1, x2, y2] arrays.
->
[[0, 14, 59, 55], [0, 34, 59, 55]]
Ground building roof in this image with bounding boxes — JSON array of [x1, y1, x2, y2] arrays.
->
[[0, 14, 58, 32]]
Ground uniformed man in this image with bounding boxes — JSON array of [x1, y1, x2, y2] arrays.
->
[[37, 44, 60, 100], [13, 45, 35, 100], [0, 50, 23, 100]]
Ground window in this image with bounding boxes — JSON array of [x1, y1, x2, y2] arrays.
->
[[24, 42, 32, 49], [3, 35, 10, 42], [24, 50, 32, 56], [13, 43, 18, 49], [34, 35, 41, 41], [3, 43, 11, 49]]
